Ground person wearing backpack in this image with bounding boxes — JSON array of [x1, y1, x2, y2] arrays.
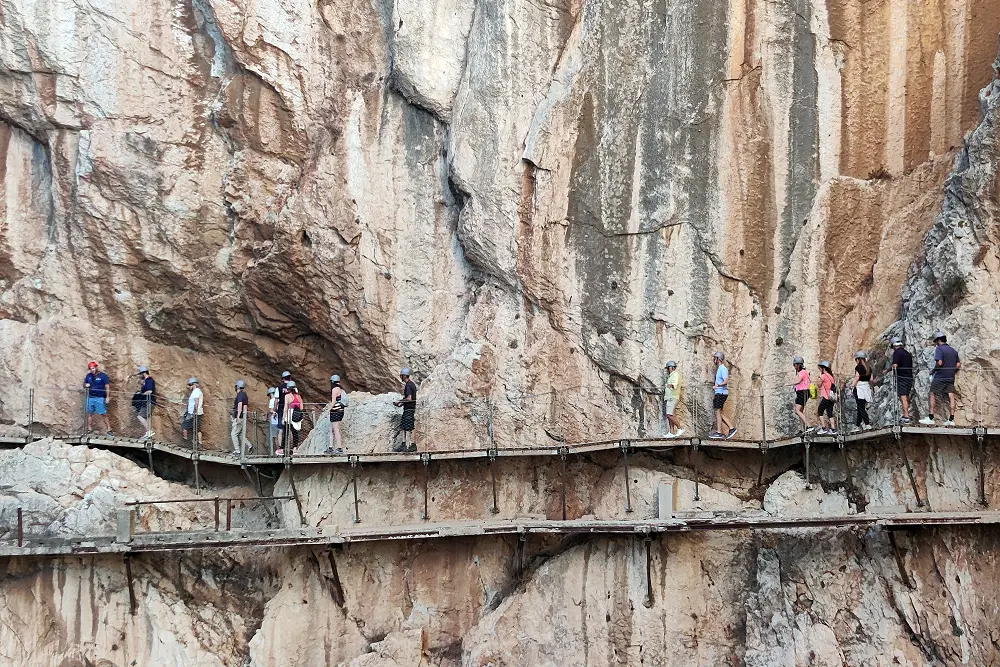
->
[[325, 374, 347, 454], [791, 356, 813, 433], [132, 365, 156, 439], [279, 382, 304, 455], [816, 361, 837, 435], [851, 351, 873, 430]]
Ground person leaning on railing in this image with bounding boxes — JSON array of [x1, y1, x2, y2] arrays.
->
[[921, 330, 960, 426]]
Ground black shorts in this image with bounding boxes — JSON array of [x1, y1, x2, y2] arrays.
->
[[795, 390, 809, 407], [182, 414, 199, 431], [896, 376, 913, 397], [931, 378, 955, 396], [817, 398, 834, 418], [712, 394, 728, 410], [400, 409, 416, 432], [330, 408, 344, 423]]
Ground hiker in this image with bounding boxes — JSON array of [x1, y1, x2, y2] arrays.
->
[[132, 366, 155, 439], [326, 375, 346, 454], [280, 381, 304, 455], [851, 352, 873, 431], [890, 337, 914, 424], [791, 356, 811, 433], [393, 368, 418, 451], [231, 380, 249, 456], [182, 378, 204, 446], [709, 352, 737, 440], [276, 370, 292, 449], [83, 361, 112, 435], [663, 361, 684, 438], [920, 330, 960, 426], [267, 387, 279, 454], [816, 361, 837, 435]]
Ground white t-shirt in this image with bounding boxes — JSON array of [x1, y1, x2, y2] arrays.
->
[[268, 395, 277, 412], [188, 387, 204, 415]]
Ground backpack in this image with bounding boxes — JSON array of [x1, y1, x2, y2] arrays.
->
[[829, 383, 839, 402], [808, 383, 818, 400]]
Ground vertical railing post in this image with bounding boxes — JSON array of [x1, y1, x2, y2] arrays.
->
[[225, 498, 233, 531], [214, 497, 220, 531], [757, 392, 768, 486], [240, 413, 248, 463], [81, 390, 88, 438], [891, 369, 899, 427], [559, 446, 568, 521], [192, 414, 201, 494], [621, 440, 633, 514], [642, 534, 653, 608], [421, 453, 431, 521], [350, 455, 360, 524], [692, 439, 700, 502], [27, 388, 34, 440], [17, 507, 23, 547], [488, 449, 500, 515]]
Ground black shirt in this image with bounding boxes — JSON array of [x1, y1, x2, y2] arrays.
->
[[891, 348, 913, 379], [402, 380, 417, 410], [233, 390, 248, 417], [277, 382, 290, 415], [855, 363, 871, 382]]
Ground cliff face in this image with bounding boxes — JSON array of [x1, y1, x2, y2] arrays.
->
[[1, 0, 998, 445]]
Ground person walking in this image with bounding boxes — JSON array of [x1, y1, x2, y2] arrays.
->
[[267, 387, 280, 454], [281, 381, 304, 455], [132, 366, 156, 439], [326, 375, 346, 454], [851, 352, 873, 431], [231, 380, 249, 456], [791, 356, 812, 433], [709, 352, 736, 440], [83, 361, 112, 435], [663, 361, 684, 438], [920, 330, 961, 426], [276, 370, 292, 450], [816, 361, 837, 435], [182, 378, 204, 446], [890, 337, 914, 424], [393, 368, 418, 451]]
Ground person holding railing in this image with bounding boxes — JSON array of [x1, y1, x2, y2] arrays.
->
[[890, 337, 914, 424], [791, 356, 812, 433], [326, 375, 346, 454], [920, 330, 960, 426], [816, 361, 837, 435], [231, 380, 249, 456], [182, 378, 203, 446], [393, 368, 418, 451], [83, 361, 112, 435], [851, 352, 873, 431], [708, 352, 737, 440], [132, 366, 156, 439], [662, 361, 684, 438]]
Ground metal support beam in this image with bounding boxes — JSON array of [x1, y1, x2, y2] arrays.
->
[[804, 438, 812, 490], [225, 499, 233, 532], [145, 439, 154, 475], [214, 497, 221, 532], [288, 472, 307, 527], [692, 439, 700, 502], [124, 555, 137, 616], [887, 531, 914, 589], [894, 431, 923, 508], [621, 440, 633, 514], [757, 394, 768, 486], [516, 529, 526, 577], [350, 455, 360, 524], [421, 453, 431, 521], [559, 447, 569, 520], [488, 449, 499, 515], [642, 534, 653, 608], [976, 427, 987, 507], [17, 507, 23, 547]]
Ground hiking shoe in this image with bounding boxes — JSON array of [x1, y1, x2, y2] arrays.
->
[[663, 432, 676, 439], [943, 420, 956, 426], [275, 448, 284, 455], [918, 417, 935, 426], [726, 427, 737, 440], [674, 428, 685, 438], [406, 444, 417, 452], [900, 417, 911, 424], [805, 426, 817, 434], [325, 447, 343, 454], [708, 431, 724, 439], [828, 429, 838, 436]]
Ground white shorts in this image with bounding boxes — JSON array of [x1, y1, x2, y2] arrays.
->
[[664, 399, 678, 416]]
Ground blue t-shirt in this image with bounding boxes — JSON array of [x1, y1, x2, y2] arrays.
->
[[714, 365, 729, 395], [85, 372, 110, 399], [933, 345, 960, 381]]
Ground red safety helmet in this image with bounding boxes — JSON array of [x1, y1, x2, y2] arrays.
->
[[88, 361, 98, 369]]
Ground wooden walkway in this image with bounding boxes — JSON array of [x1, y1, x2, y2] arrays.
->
[[5, 511, 1000, 558]]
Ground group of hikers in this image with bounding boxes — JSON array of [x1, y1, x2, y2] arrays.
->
[[661, 331, 962, 439], [82, 363, 419, 454]]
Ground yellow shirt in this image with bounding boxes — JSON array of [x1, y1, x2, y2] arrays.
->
[[665, 371, 681, 401]]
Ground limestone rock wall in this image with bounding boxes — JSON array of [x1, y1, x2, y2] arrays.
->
[[1, 1, 998, 448]]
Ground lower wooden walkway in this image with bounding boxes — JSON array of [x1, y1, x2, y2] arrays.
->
[[4, 511, 1000, 558]]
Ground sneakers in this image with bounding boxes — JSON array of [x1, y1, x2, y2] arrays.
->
[[674, 428, 685, 438], [144, 430, 155, 440], [827, 429, 837, 436], [943, 420, 956, 426], [816, 428, 830, 435], [805, 426, 817, 434], [900, 417, 911, 425], [663, 432, 676, 439], [325, 447, 344, 454], [726, 427, 737, 440], [918, 417, 935, 426], [708, 431, 724, 439], [275, 448, 284, 455]]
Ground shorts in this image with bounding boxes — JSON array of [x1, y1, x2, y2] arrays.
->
[[182, 414, 201, 431], [269, 422, 280, 441], [86, 397, 106, 415], [712, 394, 728, 410], [795, 390, 809, 407], [400, 408, 416, 432], [817, 398, 834, 418], [330, 408, 345, 423], [896, 376, 913, 397], [931, 378, 955, 396], [664, 398, 678, 416]]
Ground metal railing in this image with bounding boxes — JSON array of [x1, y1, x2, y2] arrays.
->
[[8, 367, 995, 456]]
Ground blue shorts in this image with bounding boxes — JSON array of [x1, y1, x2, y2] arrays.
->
[[86, 397, 107, 415]]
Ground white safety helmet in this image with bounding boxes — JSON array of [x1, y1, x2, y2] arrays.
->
[[854, 351, 867, 360], [235, 380, 245, 389], [400, 367, 411, 376], [281, 370, 292, 378], [188, 377, 198, 385], [792, 356, 804, 365], [712, 352, 725, 361], [330, 375, 340, 383], [933, 330, 947, 342], [818, 361, 831, 369], [665, 360, 677, 369], [890, 337, 903, 347], [137, 365, 149, 374]]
